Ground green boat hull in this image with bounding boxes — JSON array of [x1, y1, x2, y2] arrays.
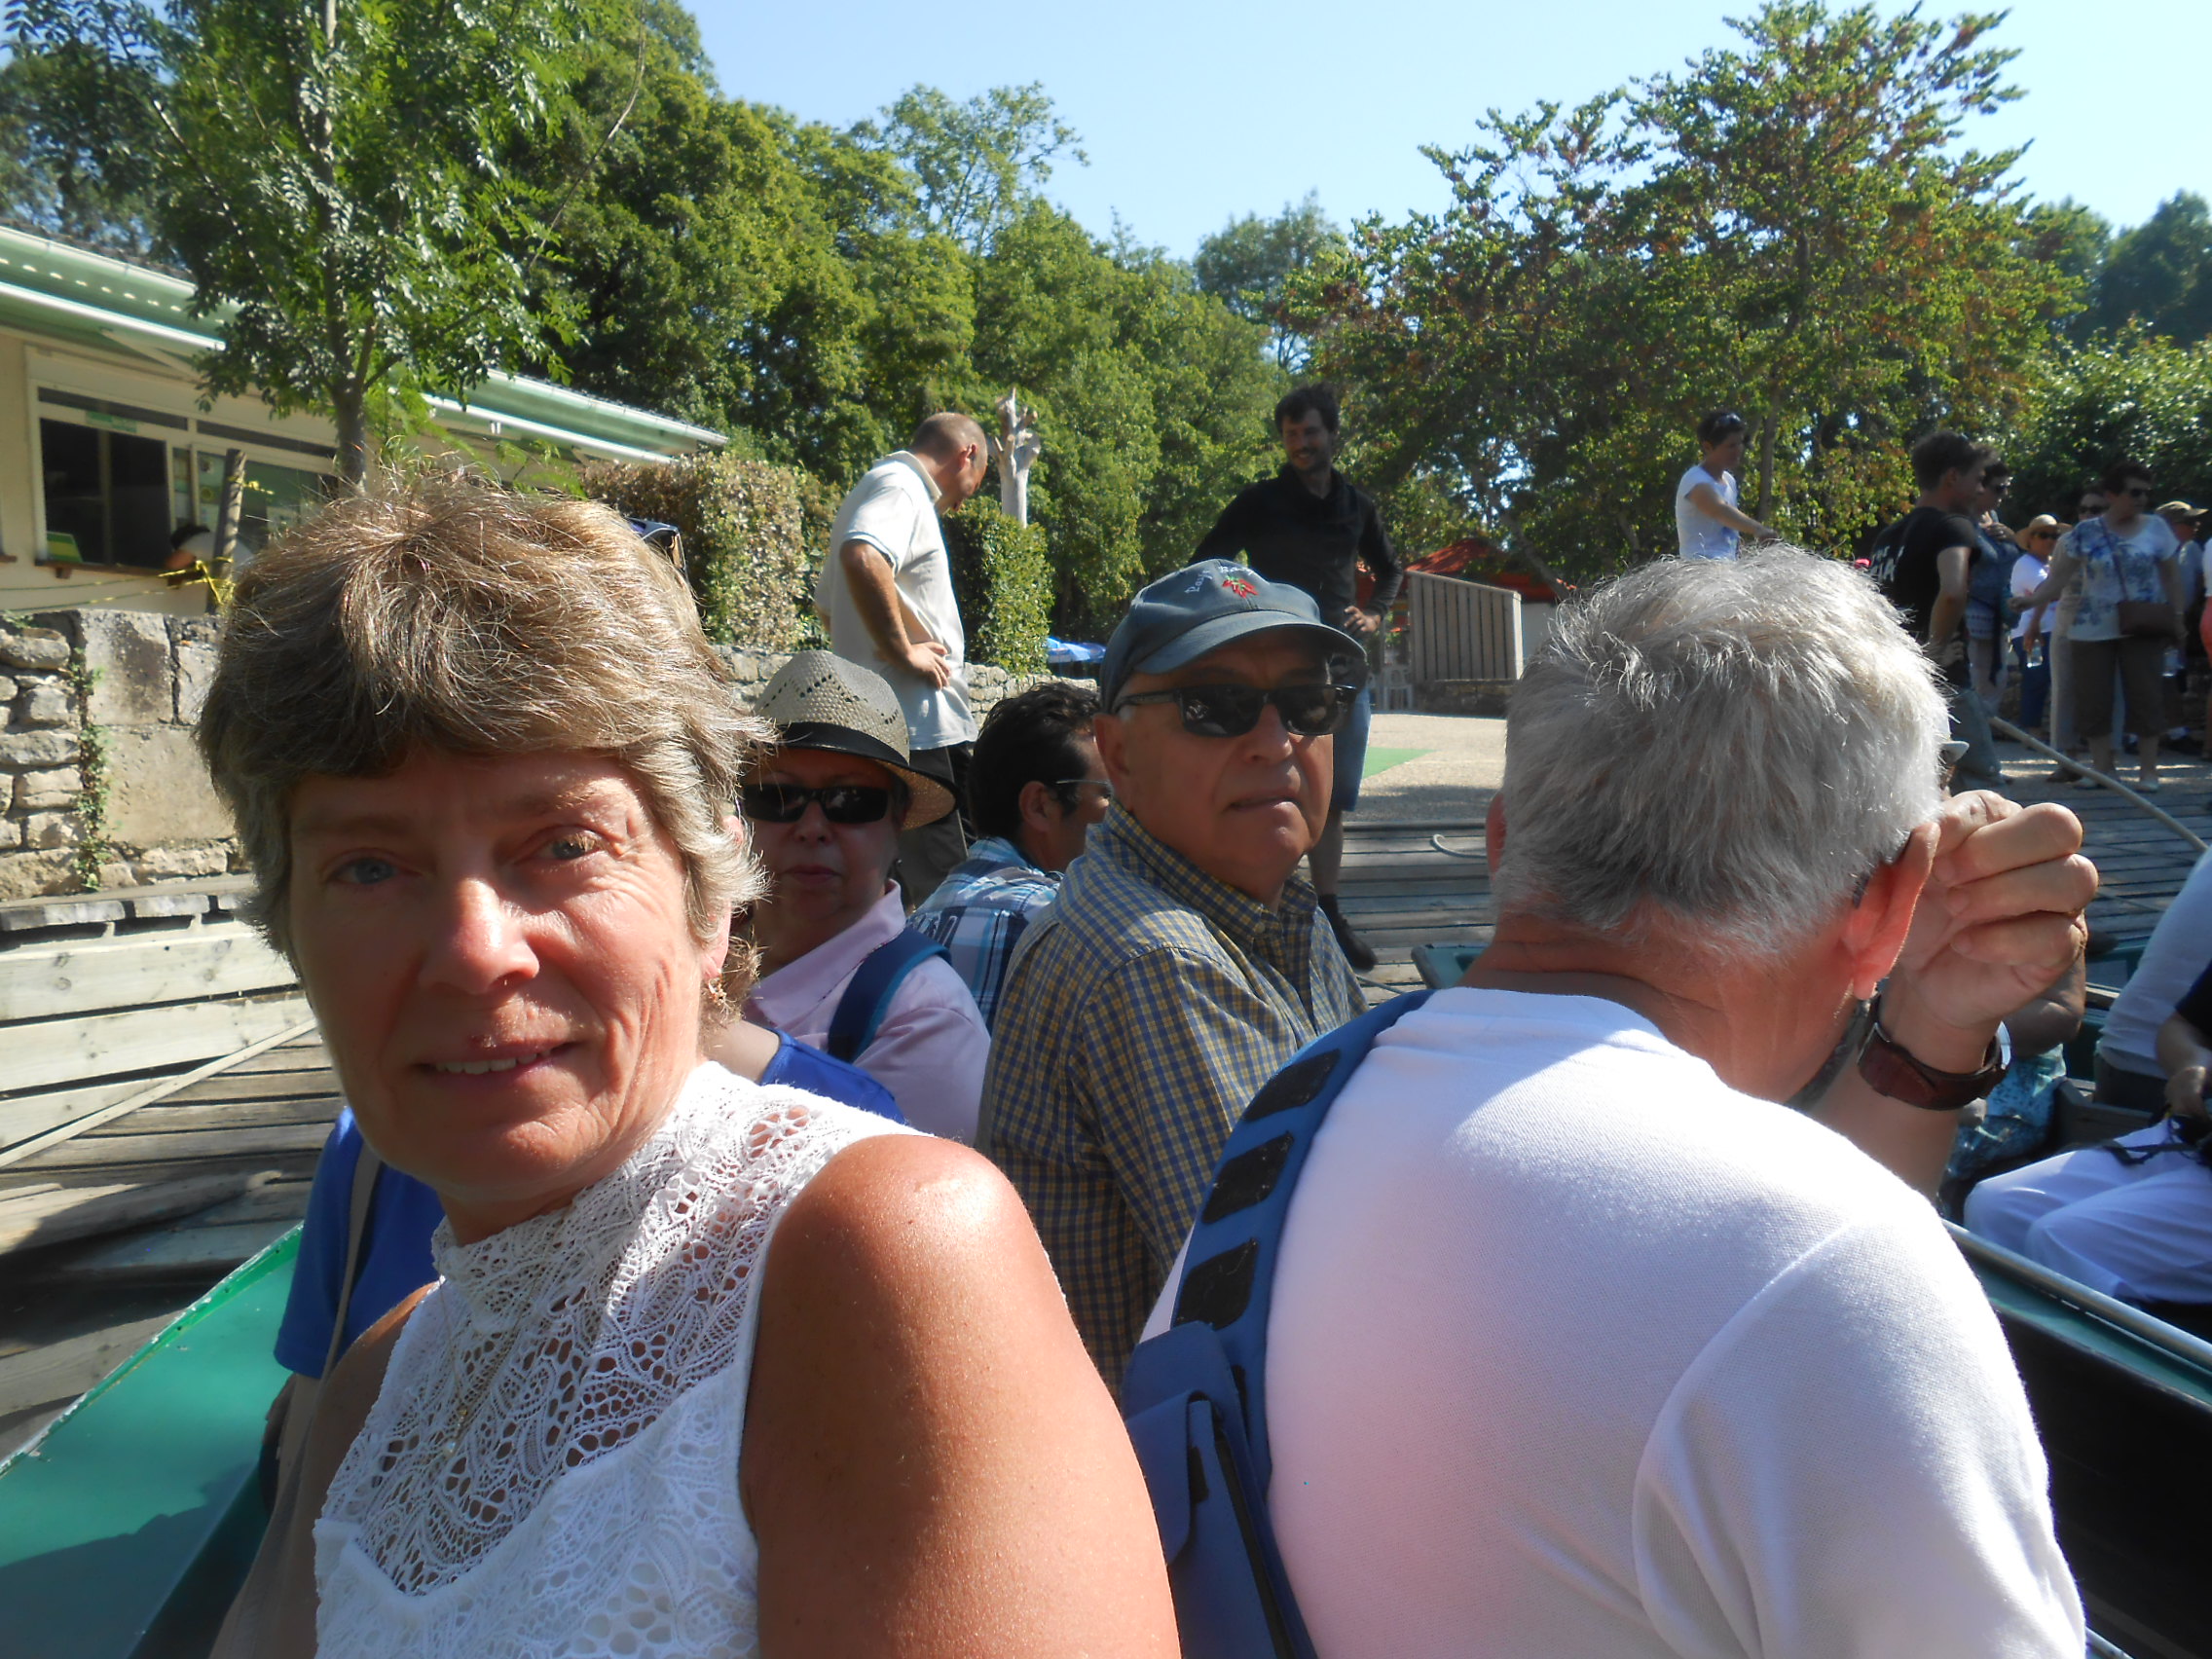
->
[[0, 1230, 296, 1659]]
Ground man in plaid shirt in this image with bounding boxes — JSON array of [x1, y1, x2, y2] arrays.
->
[[981, 561, 1368, 1382], [911, 682, 1112, 1028]]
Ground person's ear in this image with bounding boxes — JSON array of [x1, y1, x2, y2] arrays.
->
[[1018, 778, 1059, 836], [1842, 821, 1937, 1002], [1094, 710, 1132, 790]]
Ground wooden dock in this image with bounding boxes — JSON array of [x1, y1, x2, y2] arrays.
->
[[0, 878, 337, 1458]]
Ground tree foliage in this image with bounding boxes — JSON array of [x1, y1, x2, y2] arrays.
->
[[2001, 328, 2212, 521], [2079, 193, 2212, 348], [1292, 1, 2076, 580], [853, 82, 1084, 256], [8, 0, 599, 481], [1195, 192, 1343, 367]]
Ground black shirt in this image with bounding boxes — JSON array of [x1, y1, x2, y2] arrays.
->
[[1870, 506, 1980, 682], [1196, 466, 1403, 623]]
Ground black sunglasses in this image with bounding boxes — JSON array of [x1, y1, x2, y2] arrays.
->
[[740, 783, 894, 824], [1114, 682, 1358, 739]]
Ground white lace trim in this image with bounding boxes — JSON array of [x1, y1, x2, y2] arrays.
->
[[313, 1061, 906, 1657]]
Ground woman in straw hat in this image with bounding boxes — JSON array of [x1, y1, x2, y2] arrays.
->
[[728, 652, 989, 1142], [206, 482, 1174, 1657]]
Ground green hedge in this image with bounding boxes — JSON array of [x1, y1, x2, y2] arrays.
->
[[943, 498, 1051, 675], [581, 451, 813, 649]]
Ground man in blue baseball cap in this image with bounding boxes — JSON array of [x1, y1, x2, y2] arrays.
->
[[981, 559, 1371, 1381]]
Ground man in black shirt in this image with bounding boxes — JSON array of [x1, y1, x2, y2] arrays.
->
[[1197, 385, 1402, 969], [1869, 430, 2003, 790]]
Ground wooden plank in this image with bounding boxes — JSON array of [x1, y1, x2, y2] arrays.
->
[[0, 994, 313, 1096], [0, 1013, 319, 1168], [161, 1068, 341, 1105], [0, 1315, 176, 1415], [0, 924, 293, 1024], [0, 1172, 250, 1254], [40, 1218, 296, 1282], [17, 1119, 335, 1170], [83, 1095, 343, 1135]]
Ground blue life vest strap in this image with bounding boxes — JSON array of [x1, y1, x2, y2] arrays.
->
[[1121, 988, 1436, 1658], [826, 928, 950, 1063]]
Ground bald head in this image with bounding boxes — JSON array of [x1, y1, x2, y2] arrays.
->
[[909, 411, 990, 510]]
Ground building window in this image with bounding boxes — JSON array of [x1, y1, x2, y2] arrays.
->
[[192, 453, 332, 560], [39, 417, 172, 568]]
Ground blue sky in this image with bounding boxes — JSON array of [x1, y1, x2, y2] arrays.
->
[[691, 0, 2206, 255]]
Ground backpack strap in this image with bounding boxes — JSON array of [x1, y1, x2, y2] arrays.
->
[[323, 1138, 384, 1380], [1121, 988, 1435, 1658], [825, 928, 951, 1063]]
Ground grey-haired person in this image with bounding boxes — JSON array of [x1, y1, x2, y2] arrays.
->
[[1145, 548, 2091, 1657], [817, 411, 993, 903], [206, 483, 1174, 1658]]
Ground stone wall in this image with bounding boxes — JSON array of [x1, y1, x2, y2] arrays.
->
[[0, 608, 1059, 901]]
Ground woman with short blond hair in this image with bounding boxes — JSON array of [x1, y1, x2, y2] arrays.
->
[[206, 481, 1174, 1659]]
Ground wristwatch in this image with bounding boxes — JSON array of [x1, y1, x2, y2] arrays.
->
[[1857, 995, 2009, 1111]]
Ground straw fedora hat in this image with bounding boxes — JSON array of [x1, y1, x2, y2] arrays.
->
[[752, 651, 955, 830]]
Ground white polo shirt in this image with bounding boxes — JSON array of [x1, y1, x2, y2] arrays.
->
[[817, 452, 976, 751]]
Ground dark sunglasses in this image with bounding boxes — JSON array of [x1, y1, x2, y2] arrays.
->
[[740, 783, 894, 824], [1114, 682, 1357, 739], [2119, 484, 2155, 498]]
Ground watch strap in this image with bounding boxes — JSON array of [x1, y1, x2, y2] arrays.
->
[[1857, 996, 2008, 1112]]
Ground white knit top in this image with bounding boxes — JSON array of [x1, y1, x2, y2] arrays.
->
[[313, 1062, 909, 1657]]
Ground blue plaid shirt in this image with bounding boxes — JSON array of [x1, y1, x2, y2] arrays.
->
[[980, 803, 1363, 1382], [909, 836, 1061, 1030]]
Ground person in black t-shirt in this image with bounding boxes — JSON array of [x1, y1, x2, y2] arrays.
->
[[1870, 430, 2003, 790], [1197, 385, 1402, 971]]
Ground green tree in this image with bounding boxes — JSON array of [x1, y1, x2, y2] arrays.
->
[[1194, 192, 1343, 367], [2083, 192, 2212, 346], [10, 0, 598, 481], [1293, 1, 2071, 580], [854, 83, 1084, 255], [0, 43, 162, 253], [2002, 328, 2212, 519]]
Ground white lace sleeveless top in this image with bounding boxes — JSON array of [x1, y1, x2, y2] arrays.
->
[[313, 1062, 909, 1657]]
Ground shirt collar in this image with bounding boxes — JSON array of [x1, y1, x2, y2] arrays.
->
[[961, 835, 1042, 877], [1276, 461, 1342, 506], [748, 885, 907, 1025], [888, 450, 942, 504], [1089, 802, 1319, 965]]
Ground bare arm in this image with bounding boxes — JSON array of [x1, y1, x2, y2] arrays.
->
[[1924, 543, 1972, 660], [2157, 1009, 2212, 1122], [839, 540, 950, 688], [1686, 481, 1771, 539], [745, 1135, 1177, 1658], [1808, 794, 2094, 1194], [2019, 547, 2079, 611]]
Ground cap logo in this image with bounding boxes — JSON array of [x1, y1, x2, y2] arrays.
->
[[1220, 572, 1257, 598]]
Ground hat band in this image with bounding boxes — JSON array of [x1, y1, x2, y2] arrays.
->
[[772, 719, 913, 774]]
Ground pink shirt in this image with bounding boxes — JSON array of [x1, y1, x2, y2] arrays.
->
[[748, 887, 988, 1143]]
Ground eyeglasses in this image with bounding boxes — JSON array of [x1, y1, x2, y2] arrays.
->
[[740, 783, 894, 824], [2119, 485, 2155, 498], [1114, 682, 1358, 739], [1051, 777, 1115, 798]]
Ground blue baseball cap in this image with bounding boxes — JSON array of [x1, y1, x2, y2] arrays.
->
[[1101, 560, 1367, 707]]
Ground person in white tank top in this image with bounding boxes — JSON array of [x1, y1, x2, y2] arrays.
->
[[1675, 410, 1775, 559], [204, 486, 1176, 1659]]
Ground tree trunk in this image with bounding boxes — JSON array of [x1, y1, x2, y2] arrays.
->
[[1755, 405, 1779, 524], [333, 387, 370, 486], [210, 449, 247, 568]]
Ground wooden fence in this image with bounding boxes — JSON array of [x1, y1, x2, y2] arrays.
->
[[1407, 573, 1524, 683]]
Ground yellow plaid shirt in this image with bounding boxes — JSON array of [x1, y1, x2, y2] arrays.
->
[[980, 803, 1363, 1382]]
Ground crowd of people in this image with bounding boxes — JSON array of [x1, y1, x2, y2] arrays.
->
[[196, 387, 2212, 1656]]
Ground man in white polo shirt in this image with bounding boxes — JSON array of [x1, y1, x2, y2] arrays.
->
[[819, 411, 991, 901]]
